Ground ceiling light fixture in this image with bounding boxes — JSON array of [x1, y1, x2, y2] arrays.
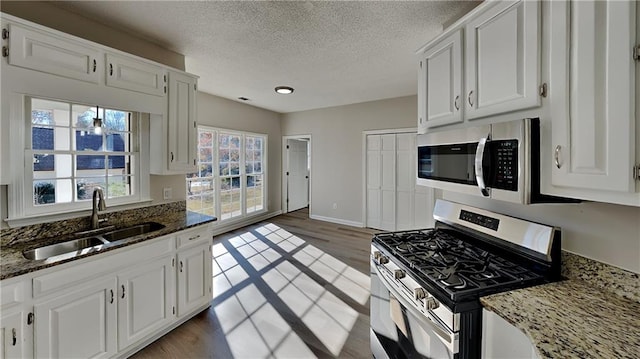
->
[[275, 86, 294, 95], [92, 106, 103, 135]]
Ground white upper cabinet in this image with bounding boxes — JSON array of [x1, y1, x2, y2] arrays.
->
[[417, 29, 463, 133], [548, 0, 637, 195], [167, 71, 198, 172], [6, 23, 102, 84], [105, 53, 166, 97], [416, 0, 542, 131], [465, 0, 541, 120]]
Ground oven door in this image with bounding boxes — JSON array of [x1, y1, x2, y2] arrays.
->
[[371, 263, 458, 359]]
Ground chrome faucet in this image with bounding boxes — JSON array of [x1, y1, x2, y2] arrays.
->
[[91, 188, 107, 229]]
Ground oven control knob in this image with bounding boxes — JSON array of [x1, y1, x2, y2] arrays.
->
[[373, 251, 381, 260], [394, 269, 406, 280], [378, 255, 389, 265], [414, 288, 427, 300], [425, 297, 440, 310]]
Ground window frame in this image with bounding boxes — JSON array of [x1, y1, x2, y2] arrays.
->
[[187, 126, 267, 222], [7, 95, 148, 224]]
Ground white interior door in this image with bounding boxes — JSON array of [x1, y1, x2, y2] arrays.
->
[[286, 139, 309, 212]]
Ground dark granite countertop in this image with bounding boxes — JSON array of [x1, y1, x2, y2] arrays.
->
[[1, 210, 216, 280], [480, 252, 640, 359]]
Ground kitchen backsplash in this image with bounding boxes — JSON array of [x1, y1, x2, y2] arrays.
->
[[0, 201, 186, 247], [562, 251, 640, 303]]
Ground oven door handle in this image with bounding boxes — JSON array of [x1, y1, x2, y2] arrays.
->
[[474, 136, 490, 197], [373, 263, 458, 352]]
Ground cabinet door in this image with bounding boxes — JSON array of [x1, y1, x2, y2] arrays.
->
[[34, 277, 117, 359], [7, 23, 102, 84], [549, 0, 636, 192], [167, 71, 198, 172], [0, 310, 32, 359], [418, 29, 463, 132], [117, 255, 175, 351], [177, 244, 212, 317], [465, 0, 540, 120], [482, 310, 538, 359], [105, 53, 166, 96]]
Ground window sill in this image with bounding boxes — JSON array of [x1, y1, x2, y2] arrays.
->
[[4, 198, 154, 228]]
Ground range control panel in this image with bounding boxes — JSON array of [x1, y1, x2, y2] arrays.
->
[[459, 210, 500, 231]]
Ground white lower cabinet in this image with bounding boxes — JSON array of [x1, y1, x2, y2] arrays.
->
[[117, 255, 175, 351], [1, 223, 213, 359], [482, 309, 538, 359], [176, 228, 212, 317], [34, 277, 117, 359]]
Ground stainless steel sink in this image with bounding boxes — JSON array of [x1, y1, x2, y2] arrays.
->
[[101, 222, 165, 242], [22, 221, 166, 261], [23, 237, 109, 260]]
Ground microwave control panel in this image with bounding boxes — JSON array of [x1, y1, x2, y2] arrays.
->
[[491, 140, 518, 191]]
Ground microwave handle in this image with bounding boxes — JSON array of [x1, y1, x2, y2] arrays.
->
[[474, 137, 490, 197]]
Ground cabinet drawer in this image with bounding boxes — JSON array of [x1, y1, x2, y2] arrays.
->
[[7, 23, 102, 84], [176, 225, 211, 249], [33, 236, 173, 298], [0, 278, 26, 307], [105, 53, 166, 96]]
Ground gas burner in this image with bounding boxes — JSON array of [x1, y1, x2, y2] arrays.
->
[[440, 276, 467, 289]]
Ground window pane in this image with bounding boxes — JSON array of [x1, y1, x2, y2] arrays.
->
[[77, 155, 106, 171], [104, 109, 128, 131], [33, 180, 56, 205], [72, 105, 101, 129], [75, 179, 106, 201], [75, 131, 103, 151], [219, 162, 229, 176], [106, 133, 129, 152], [230, 136, 240, 149], [33, 153, 54, 172], [108, 155, 129, 171], [32, 126, 54, 150], [199, 131, 213, 147], [108, 176, 132, 198], [230, 162, 239, 176], [32, 99, 69, 126], [199, 147, 212, 162]]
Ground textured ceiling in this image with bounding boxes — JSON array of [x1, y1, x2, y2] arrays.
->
[[53, 1, 480, 114]]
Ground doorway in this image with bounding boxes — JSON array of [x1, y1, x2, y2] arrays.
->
[[282, 135, 311, 214]]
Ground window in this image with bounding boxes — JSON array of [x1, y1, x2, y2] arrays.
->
[[187, 127, 266, 221], [26, 97, 139, 214]]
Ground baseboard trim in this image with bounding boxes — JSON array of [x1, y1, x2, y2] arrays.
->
[[211, 210, 282, 237], [309, 214, 363, 228]]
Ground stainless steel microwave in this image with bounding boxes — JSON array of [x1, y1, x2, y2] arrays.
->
[[417, 118, 554, 204]]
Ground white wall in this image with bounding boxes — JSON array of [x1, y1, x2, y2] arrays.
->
[[281, 95, 417, 225], [443, 192, 640, 274], [197, 92, 282, 214]]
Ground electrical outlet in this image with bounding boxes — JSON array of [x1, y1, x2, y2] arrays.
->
[[163, 187, 172, 200]]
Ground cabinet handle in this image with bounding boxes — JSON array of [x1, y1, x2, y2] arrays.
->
[[170, 152, 174, 162], [188, 234, 201, 241], [92, 59, 97, 73], [454, 95, 460, 111], [109, 63, 113, 76], [11, 328, 16, 346], [419, 117, 423, 124], [468, 91, 474, 107], [180, 261, 183, 273], [27, 313, 33, 325], [110, 289, 114, 303], [121, 285, 125, 299], [554, 145, 562, 169]]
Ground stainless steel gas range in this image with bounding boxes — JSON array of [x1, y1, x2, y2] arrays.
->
[[370, 199, 561, 359]]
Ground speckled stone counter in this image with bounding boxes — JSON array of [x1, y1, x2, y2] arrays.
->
[[0, 201, 216, 280], [481, 252, 640, 359]]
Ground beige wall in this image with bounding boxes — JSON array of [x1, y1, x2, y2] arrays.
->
[[281, 95, 417, 224], [0, 1, 184, 70], [197, 93, 282, 213]]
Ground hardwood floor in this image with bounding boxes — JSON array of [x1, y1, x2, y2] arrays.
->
[[131, 208, 378, 358]]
